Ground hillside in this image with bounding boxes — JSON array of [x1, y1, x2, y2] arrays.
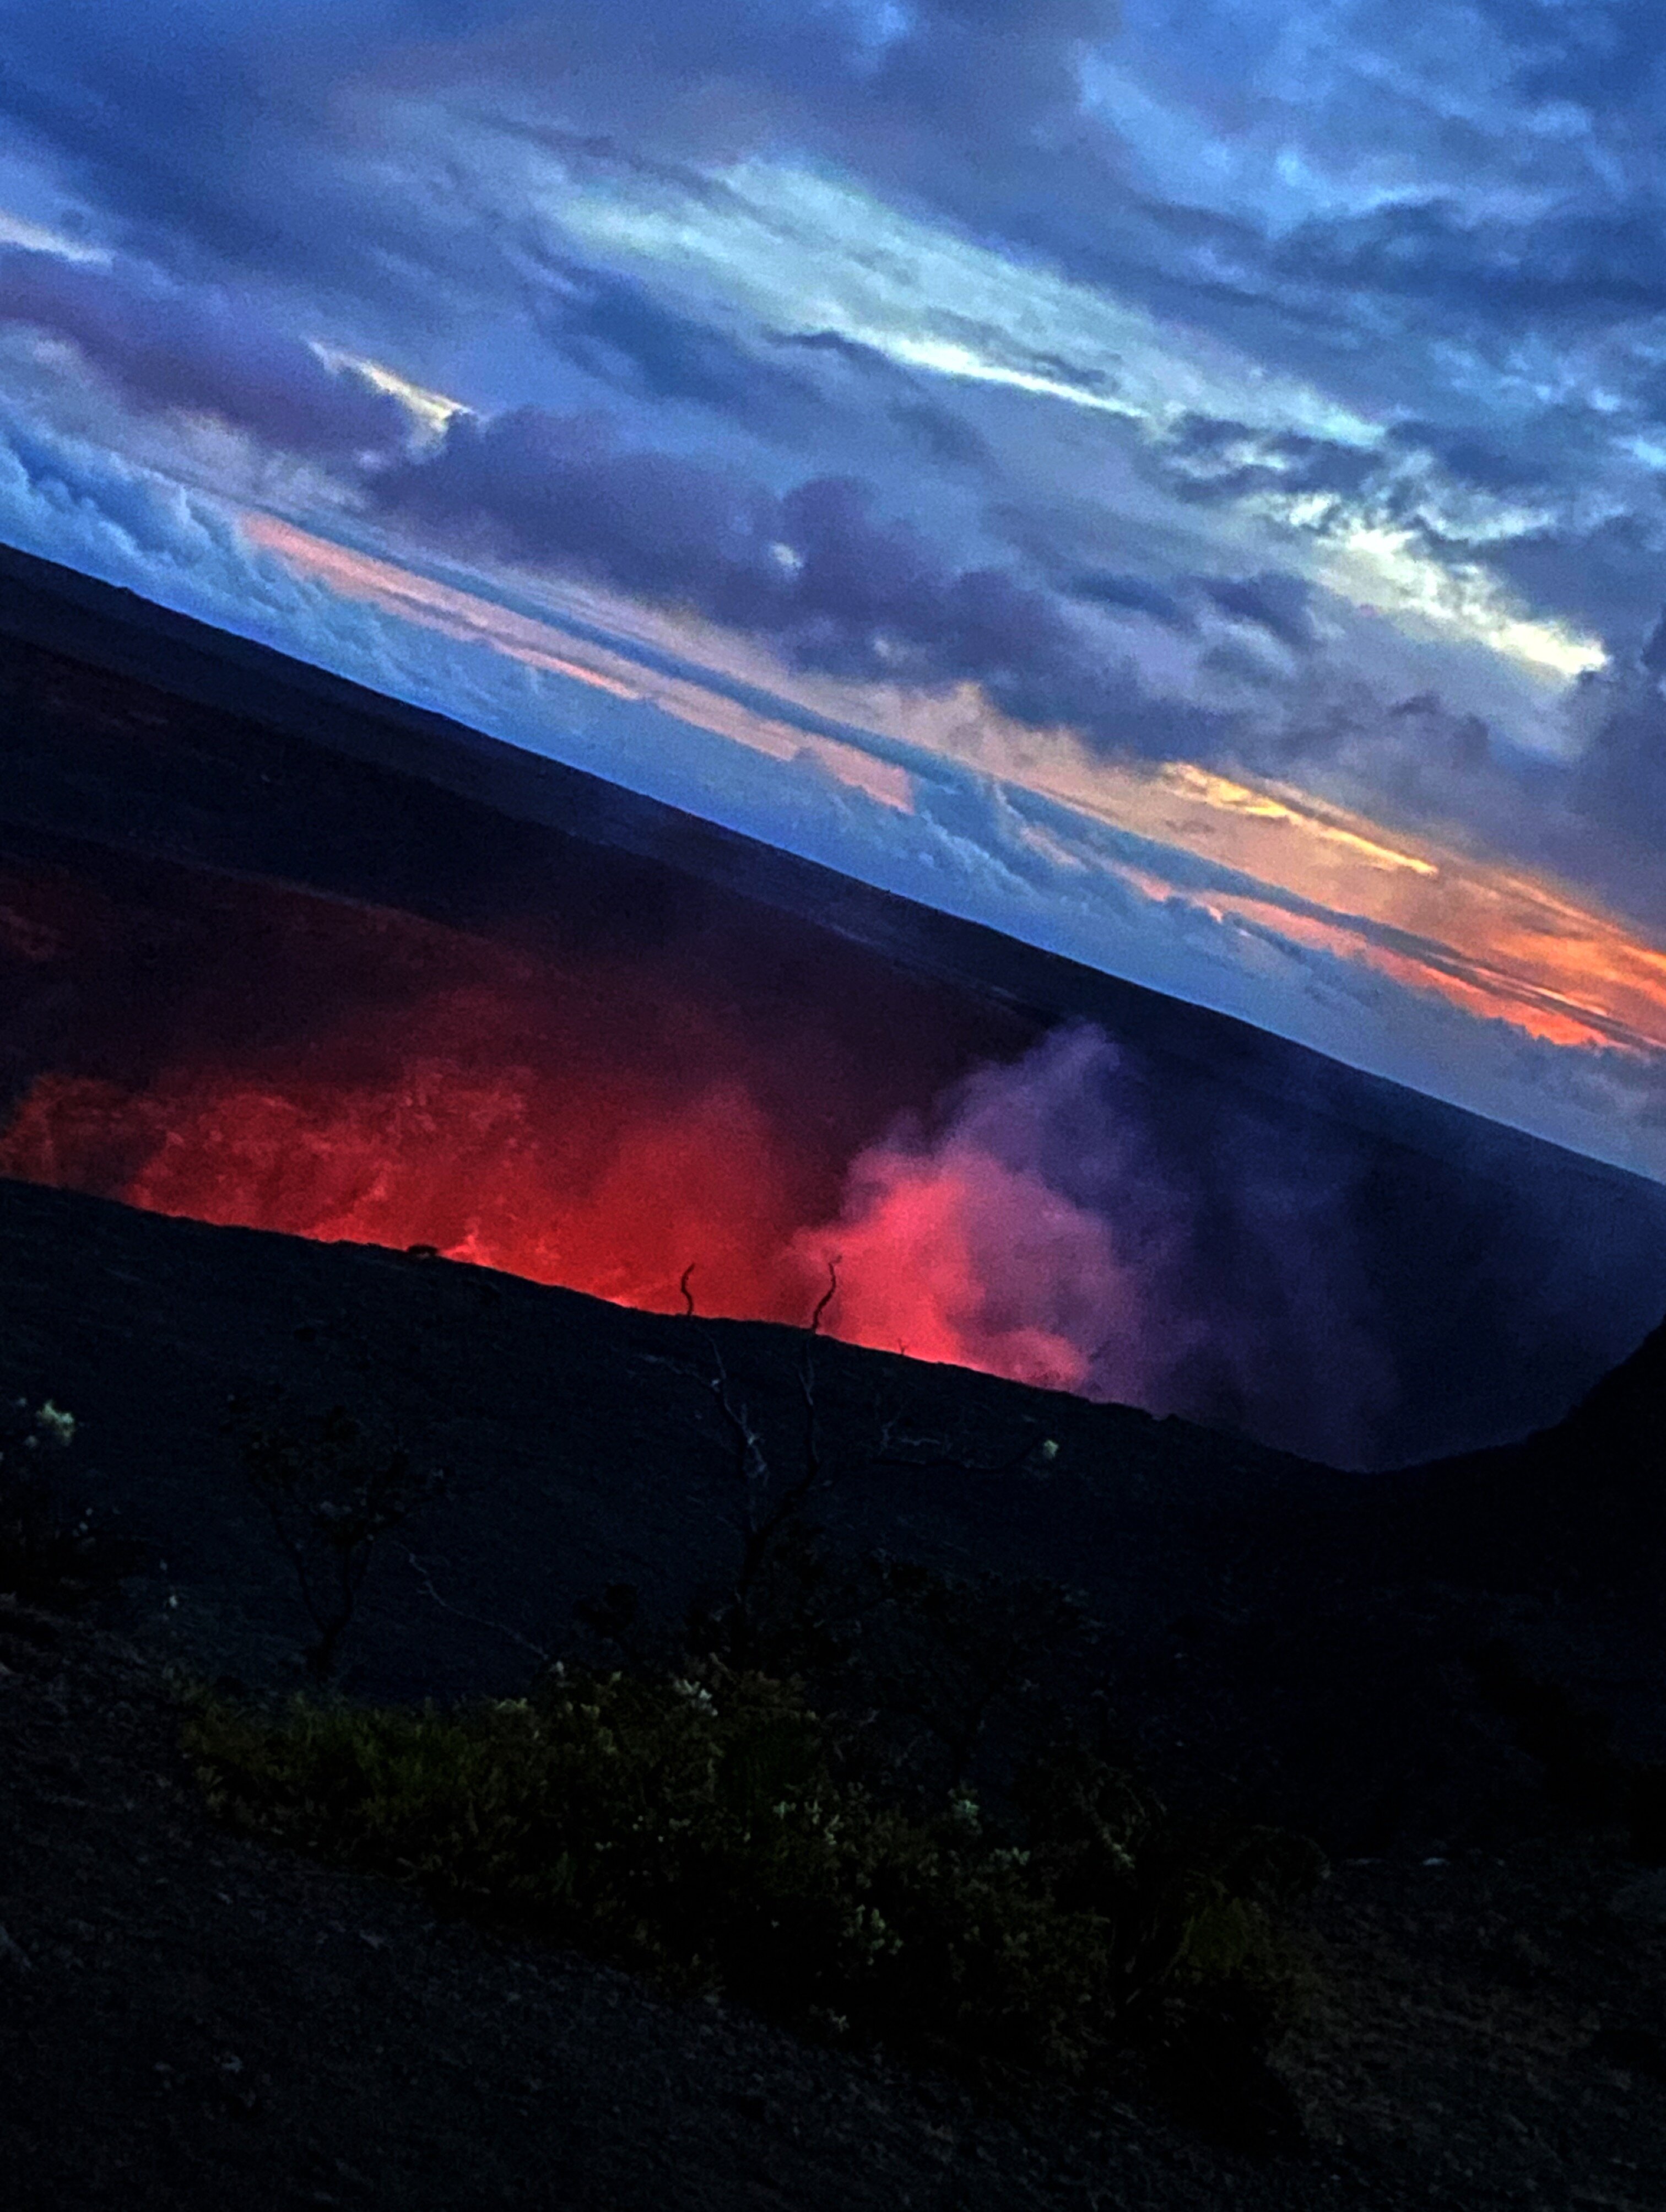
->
[[1, 1174, 1663, 2209]]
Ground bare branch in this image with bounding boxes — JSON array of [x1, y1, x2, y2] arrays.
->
[[228, 1394, 447, 1679], [405, 1550, 551, 1665], [697, 1332, 771, 1536], [808, 1257, 841, 1338]]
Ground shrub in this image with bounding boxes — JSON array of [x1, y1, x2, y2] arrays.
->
[[181, 1660, 1323, 2092]]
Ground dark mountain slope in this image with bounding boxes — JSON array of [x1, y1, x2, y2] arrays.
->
[[1398, 1309, 1666, 1610], [2, 1169, 1662, 1851], [2, 1173, 1665, 2209]]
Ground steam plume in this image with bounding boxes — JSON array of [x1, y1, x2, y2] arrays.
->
[[796, 1023, 1395, 1463]]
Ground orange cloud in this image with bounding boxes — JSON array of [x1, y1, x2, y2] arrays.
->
[[243, 511, 915, 812], [1051, 769, 1666, 1056], [241, 508, 1666, 1064]]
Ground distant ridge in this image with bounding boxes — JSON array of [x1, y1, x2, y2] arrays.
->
[[1416, 1310, 1666, 1592]]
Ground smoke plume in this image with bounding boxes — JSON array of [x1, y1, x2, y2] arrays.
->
[[797, 1023, 1395, 1463]]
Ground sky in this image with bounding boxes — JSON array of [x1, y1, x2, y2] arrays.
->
[[2, 1, 1665, 1179]]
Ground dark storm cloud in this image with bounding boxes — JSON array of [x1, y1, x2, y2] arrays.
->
[[1068, 567, 1316, 656], [366, 404, 1220, 754], [1481, 511, 1666, 663], [0, 1, 1652, 527], [1253, 681, 1498, 821], [1558, 647, 1666, 915], [0, 245, 409, 457], [367, 407, 1035, 675], [1572, 678, 1666, 834], [0, 0, 1118, 282], [370, 408, 780, 607], [1270, 200, 1666, 325], [0, 1, 1151, 526], [1381, 420, 1546, 497], [1157, 415, 1380, 508], [0, 6, 351, 278], [1, 0, 1659, 429], [533, 263, 813, 417], [6, 0, 1666, 950], [1068, 571, 1192, 628], [1225, 630, 1666, 941], [450, 0, 1124, 165], [1196, 571, 1317, 654]]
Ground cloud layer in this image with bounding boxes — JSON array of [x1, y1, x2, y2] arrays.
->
[[0, 245, 410, 458], [2, 0, 1665, 1181]]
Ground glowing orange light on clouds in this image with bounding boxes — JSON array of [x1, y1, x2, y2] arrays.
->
[[242, 509, 1666, 1065], [1035, 764, 1666, 1057], [242, 512, 916, 812], [1165, 881, 1651, 1055]]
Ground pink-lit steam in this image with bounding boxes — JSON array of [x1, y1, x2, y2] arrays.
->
[[796, 1029, 1146, 1396]]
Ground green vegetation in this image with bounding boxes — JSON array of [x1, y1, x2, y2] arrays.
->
[[182, 1659, 1322, 2094], [197, 1363, 1325, 2121]]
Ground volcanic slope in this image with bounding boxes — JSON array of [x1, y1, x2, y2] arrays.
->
[[1, 1173, 1664, 2210]]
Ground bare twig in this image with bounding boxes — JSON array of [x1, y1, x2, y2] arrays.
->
[[679, 1264, 697, 1319], [689, 1323, 836, 1670], [698, 1334, 772, 1537], [229, 1397, 447, 1680], [405, 1551, 551, 1665], [789, 1259, 843, 1520], [674, 1267, 1051, 1677], [808, 1258, 841, 1337]]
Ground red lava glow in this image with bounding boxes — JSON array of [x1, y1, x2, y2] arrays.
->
[[792, 1146, 1122, 1391], [0, 857, 1097, 1390], [0, 994, 825, 1324], [0, 1011, 1092, 1389]]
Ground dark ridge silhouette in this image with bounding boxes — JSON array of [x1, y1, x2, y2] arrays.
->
[[1404, 1310, 1666, 1599], [1, 1166, 1662, 1842]]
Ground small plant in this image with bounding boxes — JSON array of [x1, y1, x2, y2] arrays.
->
[[808, 1554, 1109, 1815], [202, 1314, 1321, 2125], [0, 1395, 143, 1610], [181, 1660, 1323, 2096], [226, 1393, 449, 1680]]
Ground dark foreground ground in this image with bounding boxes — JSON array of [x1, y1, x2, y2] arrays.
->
[[2, 1173, 1664, 2209]]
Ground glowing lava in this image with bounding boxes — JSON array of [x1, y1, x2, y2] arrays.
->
[[0, 994, 828, 1321], [0, 855, 1100, 1385]]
